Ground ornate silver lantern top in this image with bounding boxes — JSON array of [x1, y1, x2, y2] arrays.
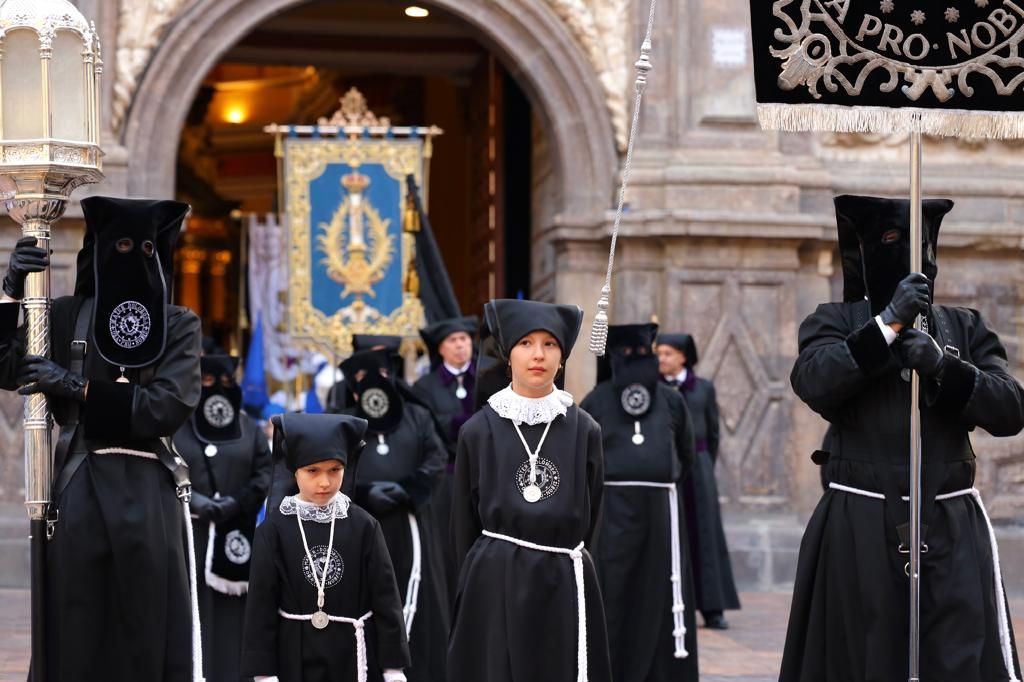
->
[[0, 0, 91, 36]]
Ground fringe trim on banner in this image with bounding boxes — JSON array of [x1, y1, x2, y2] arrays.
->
[[757, 103, 1024, 140], [204, 522, 249, 596]]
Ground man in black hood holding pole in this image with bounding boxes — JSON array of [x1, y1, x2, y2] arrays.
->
[[0, 197, 203, 682], [782, 195, 1024, 681]]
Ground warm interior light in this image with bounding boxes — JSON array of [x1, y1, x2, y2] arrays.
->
[[405, 6, 429, 18], [224, 106, 248, 124]]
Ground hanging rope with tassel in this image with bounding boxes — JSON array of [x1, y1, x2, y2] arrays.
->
[[589, 0, 658, 356]]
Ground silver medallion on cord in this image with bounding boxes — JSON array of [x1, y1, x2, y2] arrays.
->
[[109, 301, 151, 349]]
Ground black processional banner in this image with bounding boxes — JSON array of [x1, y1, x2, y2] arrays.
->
[[749, 0, 1024, 136]]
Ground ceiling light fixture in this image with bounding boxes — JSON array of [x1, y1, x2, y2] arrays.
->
[[405, 6, 429, 18]]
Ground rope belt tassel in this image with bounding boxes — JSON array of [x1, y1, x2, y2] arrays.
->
[[404, 513, 423, 637], [605, 480, 688, 658], [482, 530, 589, 682], [828, 482, 1019, 682], [279, 610, 373, 682]]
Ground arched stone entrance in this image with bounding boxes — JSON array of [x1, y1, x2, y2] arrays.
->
[[122, 0, 617, 222]]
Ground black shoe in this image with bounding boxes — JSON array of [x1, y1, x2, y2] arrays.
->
[[703, 613, 729, 629]]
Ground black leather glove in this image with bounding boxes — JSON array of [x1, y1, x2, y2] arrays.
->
[[17, 355, 87, 401], [880, 273, 930, 327], [377, 481, 410, 507], [209, 496, 241, 523], [897, 329, 946, 378], [191, 495, 217, 522], [364, 483, 400, 514], [3, 237, 49, 300]]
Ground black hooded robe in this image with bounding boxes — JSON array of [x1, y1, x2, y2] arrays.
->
[[347, 403, 448, 682], [672, 374, 741, 615], [580, 382, 700, 682], [242, 497, 411, 682], [0, 296, 201, 682], [448, 403, 612, 682], [173, 414, 272, 682], [781, 301, 1024, 681]]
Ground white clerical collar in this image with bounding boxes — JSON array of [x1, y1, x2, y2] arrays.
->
[[279, 492, 351, 523], [673, 368, 688, 384], [443, 360, 472, 376], [488, 384, 574, 425]]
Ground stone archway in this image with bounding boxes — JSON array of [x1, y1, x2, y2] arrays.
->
[[122, 0, 618, 222]]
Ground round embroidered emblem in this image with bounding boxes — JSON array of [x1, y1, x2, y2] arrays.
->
[[203, 395, 236, 428], [302, 545, 344, 589], [620, 383, 652, 416], [108, 301, 151, 349], [224, 530, 251, 565], [514, 457, 561, 502], [360, 387, 390, 419]]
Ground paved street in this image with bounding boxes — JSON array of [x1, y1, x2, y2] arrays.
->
[[0, 588, 1021, 681]]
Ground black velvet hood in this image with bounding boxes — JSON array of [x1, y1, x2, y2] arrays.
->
[[339, 349, 404, 433], [834, 195, 955, 315], [272, 412, 368, 472], [657, 333, 699, 368], [193, 355, 242, 442], [420, 315, 478, 368], [483, 299, 583, 361], [79, 196, 190, 368]]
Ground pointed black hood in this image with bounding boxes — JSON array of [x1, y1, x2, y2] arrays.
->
[[80, 196, 190, 368], [193, 355, 242, 442], [834, 195, 955, 316], [272, 413, 368, 472], [483, 299, 583, 361], [339, 349, 405, 433]]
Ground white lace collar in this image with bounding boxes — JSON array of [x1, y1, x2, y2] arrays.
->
[[279, 493, 351, 523], [487, 384, 574, 425]]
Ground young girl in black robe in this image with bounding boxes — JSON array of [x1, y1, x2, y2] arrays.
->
[[242, 413, 411, 682], [449, 298, 612, 682]]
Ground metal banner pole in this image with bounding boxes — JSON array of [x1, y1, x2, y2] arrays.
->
[[908, 131, 924, 682]]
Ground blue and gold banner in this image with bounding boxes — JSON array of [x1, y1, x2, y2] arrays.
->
[[284, 136, 427, 354]]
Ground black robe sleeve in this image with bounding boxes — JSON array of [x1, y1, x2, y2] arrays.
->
[[582, 412, 605, 548], [705, 381, 721, 463], [242, 522, 281, 677], [791, 303, 892, 421], [926, 308, 1024, 437], [398, 407, 446, 510], [236, 417, 273, 515], [0, 302, 22, 391], [83, 306, 202, 439], [365, 516, 412, 669], [450, 418, 482, 573]]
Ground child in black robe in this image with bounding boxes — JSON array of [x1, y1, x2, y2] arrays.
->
[[242, 413, 411, 682]]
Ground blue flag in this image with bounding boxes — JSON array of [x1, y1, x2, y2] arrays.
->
[[242, 315, 270, 414]]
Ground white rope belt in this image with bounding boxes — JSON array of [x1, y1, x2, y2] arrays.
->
[[93, 447, 159, 460], [279, 609, 373, 682], [404, 513, 423, 637], [828, 482, 1018, 682], [605, 481, 688, 658], [482, 529, 589, 682]]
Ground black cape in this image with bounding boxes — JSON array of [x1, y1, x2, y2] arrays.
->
[[0, 297, 201, 682], [782, 301, 1024, 681], [242, 497, 411, 682], [672, 374, 740, 614], [347, 403, 448, 682], [580, 382, 700, 682], [173, 413, 273, 682], [449, 403, 612, 682]]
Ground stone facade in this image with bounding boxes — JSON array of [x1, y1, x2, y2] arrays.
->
[[0, 0, 1022, 590]]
